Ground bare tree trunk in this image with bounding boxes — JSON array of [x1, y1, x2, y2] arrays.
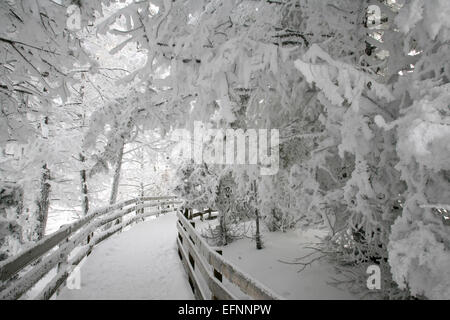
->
[[110, 140, 124, 205], [15, 186, 24, 242], [220, 209, 227, 246], [139, 181, 144, 220], [108, 141, 124, 227], [251, 180, 262, 249], [255, 208, 262, 250], [139, 149, 145, 217], [35, 164, 50, 240], [79, 153, 89, 215]]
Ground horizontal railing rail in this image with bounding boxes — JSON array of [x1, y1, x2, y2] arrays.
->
[[176, 209, 284, 300], [0, 196, 180, 300]]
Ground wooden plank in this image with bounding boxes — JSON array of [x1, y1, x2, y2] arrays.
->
[[177, 237, 207, 300], [141, 196, 178, 201], [132, 200, 178, 213], [177, 223, 235, 300], [186, 209, 217, 221]]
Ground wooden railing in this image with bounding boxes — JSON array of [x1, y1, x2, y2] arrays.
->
[[176, 209, 284, 300], [0, 196, 180, 300]]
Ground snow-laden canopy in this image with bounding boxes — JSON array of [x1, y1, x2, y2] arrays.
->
[[0, 0, 449, 299]]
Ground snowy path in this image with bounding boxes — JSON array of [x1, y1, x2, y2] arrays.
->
[[57, 212, 194, 300]]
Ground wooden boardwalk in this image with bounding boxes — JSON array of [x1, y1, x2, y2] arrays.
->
[[0, 196, 281, 300], [57, 212, 193, 300]]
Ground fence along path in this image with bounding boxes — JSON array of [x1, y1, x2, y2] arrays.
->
[[0, 196, 179, 300], [0, 196, 284, 300], [176, 209, 284, 300]]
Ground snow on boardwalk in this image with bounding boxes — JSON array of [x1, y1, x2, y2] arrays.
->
[[57, 212, 194, 300]]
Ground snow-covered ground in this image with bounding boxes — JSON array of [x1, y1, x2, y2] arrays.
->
[[56, 212, 194, 300], [197, 218, 358, 300]]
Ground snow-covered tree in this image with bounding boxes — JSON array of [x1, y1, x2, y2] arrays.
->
[[1, 0, 448, 299]]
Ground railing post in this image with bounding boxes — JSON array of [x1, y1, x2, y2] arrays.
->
[[135, 198, 139, 222], [177, 224, 183, 260], [86, 231, 94, 256], [114, 204, 123, 226], [177, 245, 182, 260], [188, 252, 195, 270], [55, 237, 70, 298], [188, 221, 196, 245], [212, 249, 223, 300], [157, 199, 160, 217], [139, 197, 144, 222]]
